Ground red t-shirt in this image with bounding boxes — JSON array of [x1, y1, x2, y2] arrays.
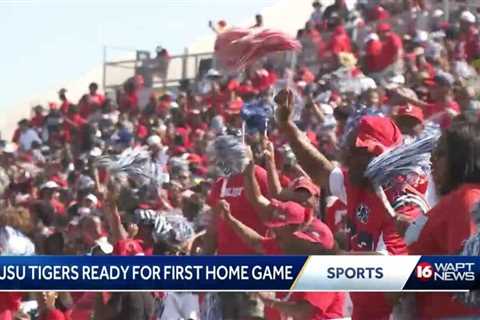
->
[[377, 32, 403, 71], [409, 184, 480, 319], [325, 197, 347, 234], [261, 238, 344, 320], [329, 168, 426, 319], [41, 309, 67, 320], [461, 26, 480, 62], [89, 93, 105, 107], [365, 39, 383, 72], [31, 114, 45, 128], [329, 29, 352, 55], [207, 165, 269, 254]]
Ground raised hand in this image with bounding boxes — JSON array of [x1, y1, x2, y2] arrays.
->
[[214, 200, 231, 220], [274, 88, 294, 123], [261, 137, 275, 162]]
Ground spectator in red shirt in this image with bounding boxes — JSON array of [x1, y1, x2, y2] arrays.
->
[[409, 122, 480, 319], [58, 88, 71, 114], [119, 79, 138, 114], [88, 82, 105, 107], [275, 89, 428, 319], [364, 33, 382, 73], [458, 11, 480, 62], [262, 138, 320, 223], [31, 105, 46, 129], [64, 105, 87, 144], [396, 72, 460, 128], [36, 291, 68, 320], [376, 23, 404, 72], [214, 158, 343, 320], [329, 24, 352, 56]]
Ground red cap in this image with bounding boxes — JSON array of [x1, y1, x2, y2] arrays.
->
[[355, 116, 403, 156], [48, 102, 58, 110], [188, 153, 203, 164], [377, 22, 391, 33], [395, 104, 424, 123], [265, 200, 306, 228], [293, 219, 334, 249], [291, 177, 320, 197], [113, 239, 144, 256]]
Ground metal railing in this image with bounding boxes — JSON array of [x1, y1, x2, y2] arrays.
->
[[103, 49, 214, 91]]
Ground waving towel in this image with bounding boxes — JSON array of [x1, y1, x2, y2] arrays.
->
[[215, 27, 301, 71]]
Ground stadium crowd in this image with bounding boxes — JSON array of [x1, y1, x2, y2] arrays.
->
[[3, 0, 480, 319]]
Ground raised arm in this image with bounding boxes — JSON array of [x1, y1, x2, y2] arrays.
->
[[104, 179, 128, 243], [262, 138, 283, 198], [215, 200, 265, 253], [275, 89, 335, 190], [242, 153, 272, 222]]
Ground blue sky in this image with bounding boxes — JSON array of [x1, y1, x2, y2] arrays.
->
[[0, 0, 276, 109]]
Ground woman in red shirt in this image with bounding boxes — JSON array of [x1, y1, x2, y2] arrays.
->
[[409, 122, 480, 319]]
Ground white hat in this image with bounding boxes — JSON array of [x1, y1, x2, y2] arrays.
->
[[85, 194, 98, 206], [414, 30, 429, 43], [89, 147, 102, 158], [146, 135, 162, 146], [41, 181, 59, 190], [3, 143, 17, 154], [206, 68, 221, 78], [94, 236, 113, 255], [461, 11, 476, 24], [319, 103, 334, 115], [364, 33, 379, 43], [433, 9, 444, 18], [78, 207, 92, 216]]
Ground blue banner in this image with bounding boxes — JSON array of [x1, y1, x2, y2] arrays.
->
[[0, 256, 307, 291]]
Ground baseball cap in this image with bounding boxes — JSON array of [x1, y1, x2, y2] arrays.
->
[[146, 135, 162, 146], [206, 69, 221, 78], [264, 200, 307, 228], [291, 177, 320, 197], [93, 237, 114, 255], [395, 104, 424, 123], [377, 22, 391, 33], [41, 181, 59, 190], [293, 219, 335, 249], [355, 116, 403, 156], [433, 72, 455, 87], [414, 30, 428, 43], [85, 194, 98, 206], [461, 11, 476, 24], [3, 143, 18, 154]]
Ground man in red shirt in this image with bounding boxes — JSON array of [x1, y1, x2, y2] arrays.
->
[[458, 11, 480, 62], [396, 73, 460, 129], [58, 88, 71, 114], [214, 157, 344, 320], [88, 82, 105, 106], [31, 105, 46, 129], [329, 24, 352, 57], [205, 135, 270, 319], [275, 89, 428, 320], [376, 23, 403, 73]]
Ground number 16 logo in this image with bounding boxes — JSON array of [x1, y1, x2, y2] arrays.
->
[[416, 262, 433, 281]]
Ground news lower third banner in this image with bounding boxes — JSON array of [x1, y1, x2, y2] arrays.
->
[[0, 256, 478, 291]]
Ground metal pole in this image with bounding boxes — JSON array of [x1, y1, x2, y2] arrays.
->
[[182, 47, 188, 80], [443, 0, 450, 21], [102, 45, 107, 92]]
